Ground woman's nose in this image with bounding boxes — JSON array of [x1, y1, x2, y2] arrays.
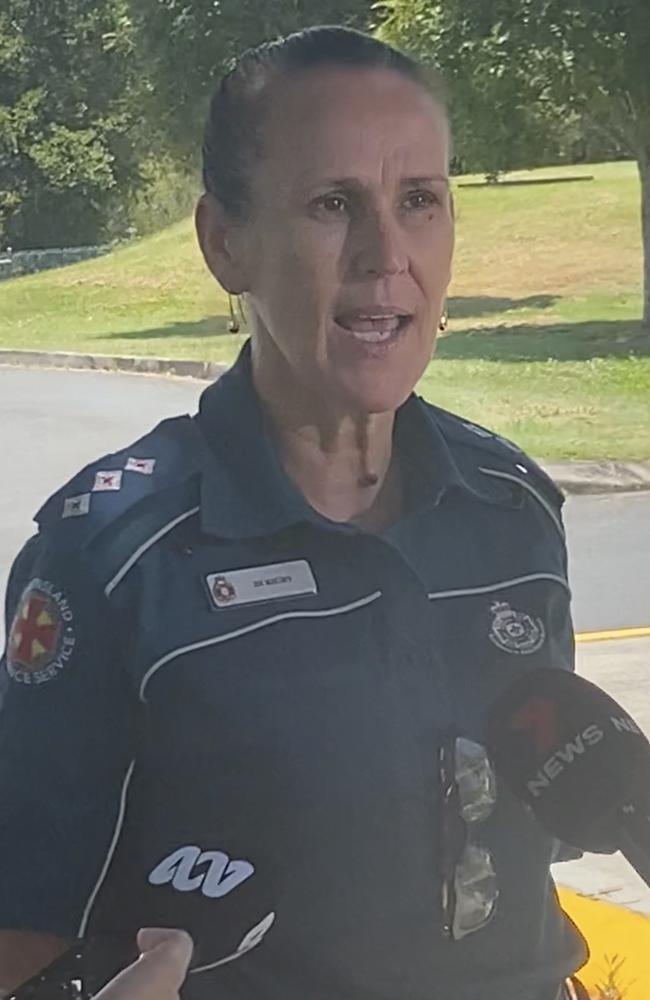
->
[[352, 212, 408, 278]]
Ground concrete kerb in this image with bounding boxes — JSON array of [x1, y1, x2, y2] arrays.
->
[[544, 461, 650, 495], [0, 348, 228, 382], [3, 347, 650, 496]]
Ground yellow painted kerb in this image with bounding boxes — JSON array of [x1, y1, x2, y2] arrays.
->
[[558, 887, 650, 999], [576, 626, 650, 643]]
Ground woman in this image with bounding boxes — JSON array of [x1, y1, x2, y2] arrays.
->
[[0, 26, 587, 1000]]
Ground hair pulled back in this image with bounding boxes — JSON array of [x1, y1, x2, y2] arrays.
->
[[201, 25, 444, 219]]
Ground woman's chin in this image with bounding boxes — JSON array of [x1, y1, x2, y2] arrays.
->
[[324, 324, 433, 413], [327, 351, 431, 415], [330, 367, 423, 416]]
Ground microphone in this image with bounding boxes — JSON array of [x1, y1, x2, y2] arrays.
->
[[485, 668, 650, 885]]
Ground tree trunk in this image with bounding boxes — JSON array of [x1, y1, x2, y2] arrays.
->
[[638, 139, 650, 331]]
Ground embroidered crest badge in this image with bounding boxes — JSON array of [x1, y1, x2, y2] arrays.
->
[[489, 600, 546, 655], [6, 580, 76, 684]]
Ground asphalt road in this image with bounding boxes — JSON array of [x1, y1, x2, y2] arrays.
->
[[565, 491, 650, 635], [0, 366, 648, 641]]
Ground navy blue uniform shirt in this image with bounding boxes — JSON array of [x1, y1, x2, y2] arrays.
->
[[0, 345, 586, 999]]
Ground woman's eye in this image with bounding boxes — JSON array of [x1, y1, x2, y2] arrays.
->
[[404, 190, 438, 211], [314, 194, 348, 214]]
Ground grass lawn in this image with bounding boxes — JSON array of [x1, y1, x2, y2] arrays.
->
[[1, 160, 648, 460]]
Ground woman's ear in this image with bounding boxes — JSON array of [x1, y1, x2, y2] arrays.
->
[[195, 193, 249, 294]]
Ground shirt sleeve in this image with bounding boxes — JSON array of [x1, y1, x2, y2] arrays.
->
[[0, 532, 136, 937], [560, 504, 576, 670], [554, 504, 584, 863]]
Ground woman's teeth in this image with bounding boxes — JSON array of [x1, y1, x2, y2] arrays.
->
[[352, 328, 394, 342], [336, 315, 405, 342]]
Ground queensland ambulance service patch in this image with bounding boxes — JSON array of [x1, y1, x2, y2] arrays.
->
[[6, 579, 76, 685]]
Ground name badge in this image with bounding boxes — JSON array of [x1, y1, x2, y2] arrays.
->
[[206, 560, 317, 609]]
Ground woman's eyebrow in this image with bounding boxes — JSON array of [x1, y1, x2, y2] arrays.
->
[[298, 173, 449, 191], [298, 176, 365, 192], [401, 175, 450, 187]]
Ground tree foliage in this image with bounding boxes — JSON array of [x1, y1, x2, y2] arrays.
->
[[0, 0, 140, 248], [128, 0, 375, 160]]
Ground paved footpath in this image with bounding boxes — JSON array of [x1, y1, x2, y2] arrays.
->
[[552, 637, 650, 916]]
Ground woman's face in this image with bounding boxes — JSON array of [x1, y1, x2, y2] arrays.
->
[[238, 66, 454, 415]]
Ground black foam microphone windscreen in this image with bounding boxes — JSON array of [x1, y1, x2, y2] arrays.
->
[[486, 668, 650, 854]]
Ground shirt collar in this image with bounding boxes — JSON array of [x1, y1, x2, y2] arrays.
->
[[194, 341, 513, 540], [195, 342, 313, 539]]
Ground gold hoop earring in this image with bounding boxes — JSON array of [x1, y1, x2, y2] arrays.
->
[[228, 293, 240, 333], [439, 304, 448, 332]]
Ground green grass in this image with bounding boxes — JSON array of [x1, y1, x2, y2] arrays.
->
[[1, 160, 648, 460]]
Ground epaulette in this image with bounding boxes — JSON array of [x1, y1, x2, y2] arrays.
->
[[421, 399, 565, 510], [34, 415, 206, 550]]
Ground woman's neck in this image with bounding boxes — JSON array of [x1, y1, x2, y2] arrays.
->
[[251, 342, 404, 531]]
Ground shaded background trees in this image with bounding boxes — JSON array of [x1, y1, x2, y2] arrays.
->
[[128, 0, 372, 162], [0, 0, 374, 248], [0, 0, 141, 247]]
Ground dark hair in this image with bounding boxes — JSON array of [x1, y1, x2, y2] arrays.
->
[[201, 25, 445, 219]]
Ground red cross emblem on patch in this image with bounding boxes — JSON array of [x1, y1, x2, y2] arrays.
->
[[9, 590, 62, 672]]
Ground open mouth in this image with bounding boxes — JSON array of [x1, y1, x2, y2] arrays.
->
[[334, 313, 412, 343]]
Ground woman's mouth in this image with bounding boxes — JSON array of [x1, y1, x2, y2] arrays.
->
[[334, 312, 412, 343]]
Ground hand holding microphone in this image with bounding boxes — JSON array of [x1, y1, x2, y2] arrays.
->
[[486, 668, 650, 885]]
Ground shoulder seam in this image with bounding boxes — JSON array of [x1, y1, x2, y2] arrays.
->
[[105, 504, 200, 597], [421, 400, 563, 501], [478, 467, 565, 540], [35, 416, 200, 532]]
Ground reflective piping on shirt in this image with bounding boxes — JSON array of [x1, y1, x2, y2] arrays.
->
[[77, 759, 136, 937], [189, 912, 276, 974], [478, 467, 565, 540], [427, 573, 571, 602], [105, 506, 200, 597], [140, 591, 383, 702]]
